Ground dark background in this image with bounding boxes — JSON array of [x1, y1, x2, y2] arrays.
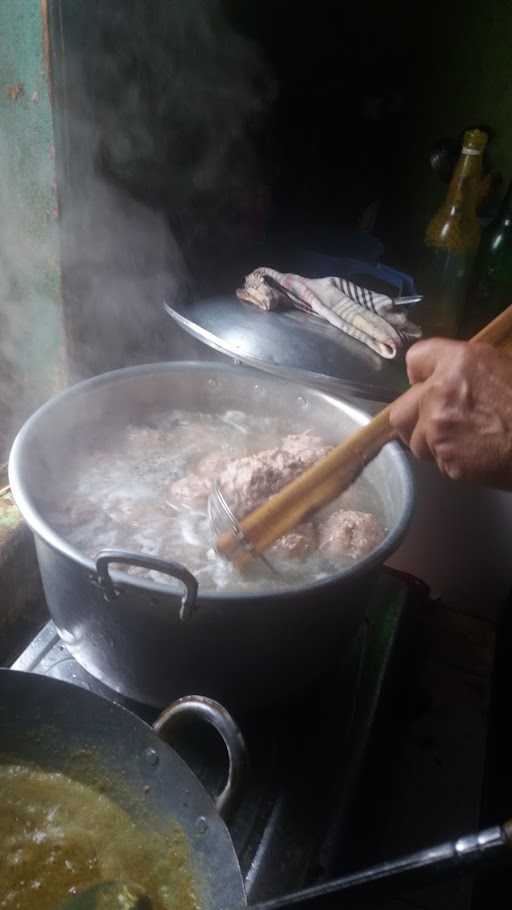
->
[[48, 0, 512, 372]]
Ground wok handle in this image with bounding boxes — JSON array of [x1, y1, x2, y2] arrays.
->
[[250, 821, 512, 910], [153, 695, 248, 820], [94, 549, 198, 621]]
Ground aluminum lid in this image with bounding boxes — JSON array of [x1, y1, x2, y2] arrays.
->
[[164, 293, 410, 403], [164, 247, 418, 402]]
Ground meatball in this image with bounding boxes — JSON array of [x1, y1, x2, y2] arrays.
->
[[104, 492, 171, 529], [218, 448, 305, 519], [318, 509, 385, 560], [271, 522, 318, 559], [63, 497, 99, 529], [195, 452, 231, 478], [281, 431, 332, 465], [168, 473, 213, 510], [169, 431, 331, 519]]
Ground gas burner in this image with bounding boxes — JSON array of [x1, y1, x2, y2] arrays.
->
[[12, 570, 418, 901], [10, 569, 489, 909]]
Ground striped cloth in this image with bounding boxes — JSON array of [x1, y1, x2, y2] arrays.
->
[[237, 267, 421, 359]]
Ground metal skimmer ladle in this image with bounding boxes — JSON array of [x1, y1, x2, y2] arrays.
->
[[208, 481, 281, 577]]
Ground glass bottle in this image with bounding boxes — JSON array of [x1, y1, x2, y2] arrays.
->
[[419, 128, 488, 337], [472, 178, 512, 319]]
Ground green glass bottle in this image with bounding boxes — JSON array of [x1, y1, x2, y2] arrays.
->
[[419, 128, 488, 337], [473, 179, 512, 318]]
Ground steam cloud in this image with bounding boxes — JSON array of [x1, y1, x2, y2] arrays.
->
[[1, 0, 275, 460], [0, 130, 66, 463]]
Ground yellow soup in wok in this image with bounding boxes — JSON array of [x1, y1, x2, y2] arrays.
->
[[0, 764, 201, 910]]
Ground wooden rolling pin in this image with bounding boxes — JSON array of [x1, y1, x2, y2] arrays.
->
[[216, 303, 512, 567]]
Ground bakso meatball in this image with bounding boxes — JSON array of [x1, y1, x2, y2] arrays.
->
[[281, 431, 332, 465], [271, 522, 318, 559], [218, 448, 306, 518], [318, 509, 385, 560], [195, 452, 231, 478], [168, 473, 213, 510]]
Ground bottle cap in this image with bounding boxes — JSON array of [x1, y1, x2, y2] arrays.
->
[[462, 129, 488, 155]]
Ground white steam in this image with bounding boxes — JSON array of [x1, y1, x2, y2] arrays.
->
[[0, 0, 274, 459]]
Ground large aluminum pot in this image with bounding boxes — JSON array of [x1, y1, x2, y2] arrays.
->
[[9, 362, 414, 709]]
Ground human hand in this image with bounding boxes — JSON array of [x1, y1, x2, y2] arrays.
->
[[389, 339, 512, 489]]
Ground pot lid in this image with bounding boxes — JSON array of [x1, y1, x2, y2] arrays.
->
[[164, 293, 410, 402], [164, 251, 419, 402]]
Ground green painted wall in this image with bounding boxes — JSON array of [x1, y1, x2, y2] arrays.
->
[[0, 0, 65, 460]]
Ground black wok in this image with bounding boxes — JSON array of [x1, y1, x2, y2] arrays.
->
[[2, 669, 511, 910], [0, 669, 246, 910]]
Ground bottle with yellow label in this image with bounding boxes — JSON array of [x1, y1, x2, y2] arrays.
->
[[419, 128, 488, 337]]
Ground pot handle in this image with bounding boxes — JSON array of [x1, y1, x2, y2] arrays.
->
[[153, 695, 248, 820], [94, 549, 198, 621]]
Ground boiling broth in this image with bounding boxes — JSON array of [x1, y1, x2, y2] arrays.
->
[[47, 409, 386, 593]]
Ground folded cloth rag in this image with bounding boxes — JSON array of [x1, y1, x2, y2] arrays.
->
[[237, 267, 422, 359]]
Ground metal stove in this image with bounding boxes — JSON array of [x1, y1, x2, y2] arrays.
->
[[10, 569, 425, 904]]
